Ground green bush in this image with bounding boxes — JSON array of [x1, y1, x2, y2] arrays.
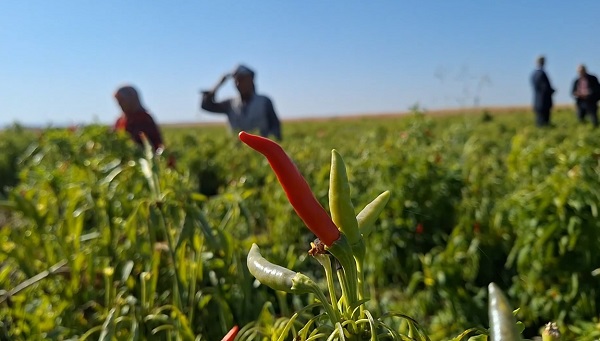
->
[[0, 124, 37, 195]]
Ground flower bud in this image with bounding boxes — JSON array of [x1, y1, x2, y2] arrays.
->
[[542, 322, 560, 341]]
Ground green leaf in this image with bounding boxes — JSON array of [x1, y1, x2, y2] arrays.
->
[[98, 307, 119, 341]]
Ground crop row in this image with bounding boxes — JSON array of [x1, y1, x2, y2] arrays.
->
[[1, 108, 599, 339]]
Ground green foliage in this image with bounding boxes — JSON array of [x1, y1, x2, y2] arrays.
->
[[0, 124, 37, 195], [0, 126, 267, 340], [1, 108, 600, 339]]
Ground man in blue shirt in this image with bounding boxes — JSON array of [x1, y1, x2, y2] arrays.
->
[[530, 55, 555, 127], [201, 64, 282, 140]]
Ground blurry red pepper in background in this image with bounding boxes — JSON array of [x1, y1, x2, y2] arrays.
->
[[167, 154, 176, 168], [220, 325, 239, 341], [474, 222, 481, 234], [416, 223, 424, 234]]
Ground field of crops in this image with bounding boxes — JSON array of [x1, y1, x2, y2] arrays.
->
[[2, 107, 600, 340]]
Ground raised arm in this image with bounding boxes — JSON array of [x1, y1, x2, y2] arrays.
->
[[201, 92, 230, 113], [200, 74, 231, 114]]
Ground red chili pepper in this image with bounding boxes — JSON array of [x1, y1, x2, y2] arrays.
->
[[416, 223, 424, 234], [167, 154, 177, 168], [220, 325, 239, 341], [239, 131, 341, 246]]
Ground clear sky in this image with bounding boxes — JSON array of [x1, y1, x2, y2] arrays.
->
[[1, 1, 599, 127]]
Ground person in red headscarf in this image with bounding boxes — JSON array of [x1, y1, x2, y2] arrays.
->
[[113, 85, 164, 152]]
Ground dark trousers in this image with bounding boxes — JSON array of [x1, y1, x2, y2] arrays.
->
[[577, 102, 599, 127], [534, 108, 551, 127]]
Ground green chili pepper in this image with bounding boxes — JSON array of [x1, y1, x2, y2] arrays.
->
[[488, 283, 521, 341], [329, 149, 360, 245], [246, 243, 341, 324], [239, 132, 341, 246], [247, 243, 318, 294], [357, 191, 390, 237], [328, 150, 367, 304], [247, 243, 299, 293]]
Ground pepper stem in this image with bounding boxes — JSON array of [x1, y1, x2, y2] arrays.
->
[[336, 267, 350, 312], [292, 273, 340, 325], [313, 253, 341, 320], [353, 239, 367, 318], [327, 234, 359, 309], [351, 239, 366, 300]]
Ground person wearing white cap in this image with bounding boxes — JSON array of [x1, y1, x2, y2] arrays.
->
[[200, 64, 282, 140]]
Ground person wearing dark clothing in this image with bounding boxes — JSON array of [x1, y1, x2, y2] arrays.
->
[[114, 85, 164, 152], [531, 56, 555, 127], [572, 64, 600, 127], [200, 64, 282, 141]]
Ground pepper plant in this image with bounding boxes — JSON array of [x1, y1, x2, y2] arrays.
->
[[236, 131, 435, 340], [235, 132, 541, 341], [0, 127, 265, 340]]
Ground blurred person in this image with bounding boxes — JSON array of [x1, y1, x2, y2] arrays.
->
[[200, 64, 282, 140], [571, 64, 600, 127], [530, 55, 555, 127], [114, 85, 165, 152]]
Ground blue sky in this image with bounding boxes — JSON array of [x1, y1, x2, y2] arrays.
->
[[1, 1, 599, 127]]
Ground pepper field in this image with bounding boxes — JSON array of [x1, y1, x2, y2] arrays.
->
[[1, 107, 600, 340]]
